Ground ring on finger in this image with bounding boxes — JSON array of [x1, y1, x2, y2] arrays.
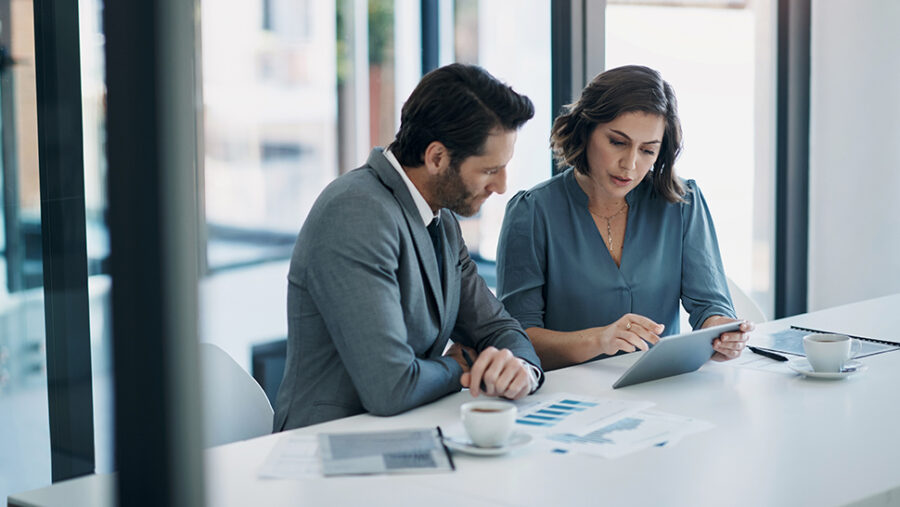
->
[[626, 322, 632, 330]]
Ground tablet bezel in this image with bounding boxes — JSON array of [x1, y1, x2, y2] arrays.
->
[[611, 321, 743, 389]]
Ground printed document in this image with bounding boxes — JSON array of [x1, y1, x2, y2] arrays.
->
[[258, 434, 320, 479]]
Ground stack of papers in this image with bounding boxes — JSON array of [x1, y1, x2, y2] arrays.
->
[[259, 394, 715, 480]]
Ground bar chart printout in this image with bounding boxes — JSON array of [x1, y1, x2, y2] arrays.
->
[[512, 393, 653, 435], [516, 399, 594, 428]]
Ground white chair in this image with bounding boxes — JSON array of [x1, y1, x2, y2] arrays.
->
[[679, 276, 768, 331], [726, 276, 767, 324], [200, 343, 274, 448]]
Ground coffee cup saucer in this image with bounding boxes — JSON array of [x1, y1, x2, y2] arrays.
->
[[787, 358, 867, 379], [443, 432, 532, 456]]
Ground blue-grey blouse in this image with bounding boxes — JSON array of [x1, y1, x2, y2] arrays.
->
[[496, 168, 735, 337]]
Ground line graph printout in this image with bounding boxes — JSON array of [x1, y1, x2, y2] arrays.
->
[[547, 410, 714, 459], [512, 393, 653, 435], [550, 416, 644, 445]]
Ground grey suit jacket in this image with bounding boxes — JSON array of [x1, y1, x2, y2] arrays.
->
[[273, 149, 543, 430]]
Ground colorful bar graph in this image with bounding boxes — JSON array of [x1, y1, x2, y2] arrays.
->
[[516, 398, 599, 428]]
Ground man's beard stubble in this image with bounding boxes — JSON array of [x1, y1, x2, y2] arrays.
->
[[431, 164, 478, 217]]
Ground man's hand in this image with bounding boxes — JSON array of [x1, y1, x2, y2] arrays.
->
[[459, 346, 530, 400]]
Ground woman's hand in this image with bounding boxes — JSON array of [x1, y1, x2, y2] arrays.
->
[[524, 313, 663, 370], [589, 313, 664, 356], [704, 315, 754, 361]]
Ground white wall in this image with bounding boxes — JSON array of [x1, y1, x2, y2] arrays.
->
[[808, 0, 900, 310]]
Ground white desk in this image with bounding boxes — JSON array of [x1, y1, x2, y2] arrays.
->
[[10, 294, 900, 507]]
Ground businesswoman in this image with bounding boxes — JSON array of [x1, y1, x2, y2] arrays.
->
[[496, 65, 753, 371]]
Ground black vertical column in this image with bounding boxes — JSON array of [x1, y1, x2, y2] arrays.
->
[[105, 0, 204, 505], [551, 0, 573, 123], [32, 0, 95, 482], [421, 0, 439, 74], [775, 0, 811, 318], [551, 0, 586, 176]]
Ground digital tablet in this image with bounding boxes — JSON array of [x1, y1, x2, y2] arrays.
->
[[611, 321, 742, 389]]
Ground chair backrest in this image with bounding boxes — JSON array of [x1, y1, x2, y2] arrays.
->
[[200, 343, 274, 447], [679, 276, 768, 332], [251, 338, 287, 407], [726, 276, 768, 324]]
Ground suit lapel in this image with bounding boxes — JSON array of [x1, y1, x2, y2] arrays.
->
[[366, 149, 445, 326], [437, 210, 459, 317]]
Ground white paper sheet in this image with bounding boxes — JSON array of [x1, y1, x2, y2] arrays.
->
[[544, 409, 714, 459], [257, 434, 321, 479], [722, 352, 794, 373]]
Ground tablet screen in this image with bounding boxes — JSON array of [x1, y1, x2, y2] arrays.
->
[[612, 321, 742, 389]]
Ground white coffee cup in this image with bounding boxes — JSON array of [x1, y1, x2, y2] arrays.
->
[[460, 400, 516, 448], [803, 333, 861, 373]]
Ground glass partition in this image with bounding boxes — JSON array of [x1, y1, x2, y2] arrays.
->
[[452, 0, 552, 281], [0, 1, 51, 500], [78, 0, 113, 474]]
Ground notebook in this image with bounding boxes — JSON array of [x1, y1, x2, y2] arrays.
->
[[319, 427, 455, 476], [752, 325, 900, 359]]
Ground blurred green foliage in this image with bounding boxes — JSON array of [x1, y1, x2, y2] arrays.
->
[[336, 0, 394, 85]]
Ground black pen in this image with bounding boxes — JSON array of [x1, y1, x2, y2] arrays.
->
[[748, 345, 789, 362], [459, 349, 487, 391], [460, 348, 475, 368], [436, 426, 456, 471]]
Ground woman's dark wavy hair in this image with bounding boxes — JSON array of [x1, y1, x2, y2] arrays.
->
[[388, 63, 534, 168], [550, 65, 685, 203]]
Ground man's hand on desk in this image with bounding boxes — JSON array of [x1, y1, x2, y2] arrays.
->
[[704, 316, 755, 362], [445, 343, 531, 400]]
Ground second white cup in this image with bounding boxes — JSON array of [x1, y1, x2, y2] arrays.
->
[[803, 333, 861, 372], [460, 400, 516, 448]]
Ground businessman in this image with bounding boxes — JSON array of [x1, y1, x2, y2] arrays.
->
[[273, 63, 544, 430]]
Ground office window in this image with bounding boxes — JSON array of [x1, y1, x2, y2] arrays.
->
[[0, 1, 51, 500], [197, 0, 552, 375], [605, 0, 777, 318], [451, 0, 552, 267], [365, 0, 397, 150], [203, 0, 337, 262], [78, 0, 114, 474], [263, 0, 313, 40], [199, 0, 436, 374]]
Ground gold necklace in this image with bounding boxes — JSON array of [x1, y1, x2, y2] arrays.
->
[[590, 202, 628, 249]]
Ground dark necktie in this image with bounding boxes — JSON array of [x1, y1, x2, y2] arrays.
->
[[427, 217, 443, 282]]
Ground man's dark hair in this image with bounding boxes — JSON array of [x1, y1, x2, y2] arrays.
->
[[550, 65, 685, 203], [388, 63, 534, 168]]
